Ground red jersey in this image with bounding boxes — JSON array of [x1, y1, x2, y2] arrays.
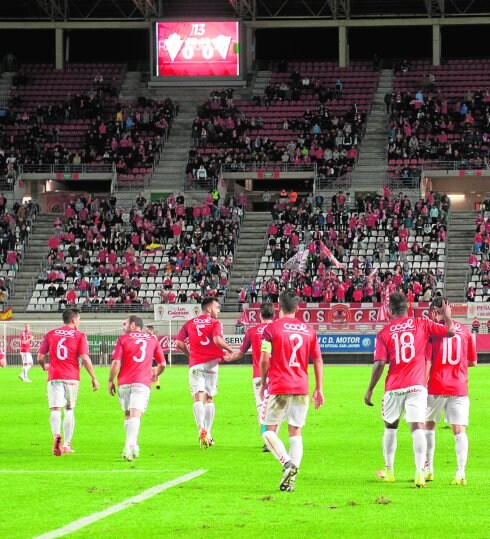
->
[[20, 330, 32, 353], [176, 314, 225, 367], [427, 322, 477, 396], [240, 322, 272, 378], [112, 331, 166, 388], [262, 318, 322, 395], [374, 316, 448, 391], [38, 326, 90, 382]]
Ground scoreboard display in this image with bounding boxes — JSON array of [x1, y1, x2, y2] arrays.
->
[[154, 21, 241, 78]]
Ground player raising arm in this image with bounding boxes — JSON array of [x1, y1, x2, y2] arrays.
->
[[109, 315, 166, 461], [225, 303, 275, 451], [175, 298, 233, 448], [259, 290, 324, 493], [37, 308, 99, 456], [364, 291, 454, 487], [425, 296, 477, 485]]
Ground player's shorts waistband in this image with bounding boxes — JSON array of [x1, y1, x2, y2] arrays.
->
[[48, 379, 79, 385], [387, 385, 425, 397], [119, 383, 149, 390]]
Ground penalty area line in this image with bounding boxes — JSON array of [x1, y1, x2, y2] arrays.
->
[[33, 468, 207, 539]]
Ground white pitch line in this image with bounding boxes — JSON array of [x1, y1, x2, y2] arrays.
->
[[33, 468, 207, 539], [0, 469, 193, 474]]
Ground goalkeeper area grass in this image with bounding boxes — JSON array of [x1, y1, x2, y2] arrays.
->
[[1, 364, 489, 538]]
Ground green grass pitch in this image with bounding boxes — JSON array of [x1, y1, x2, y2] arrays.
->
[[1, 364, 489, 538]]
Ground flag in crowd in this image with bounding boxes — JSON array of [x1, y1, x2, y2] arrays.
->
[[319, 241, 346, 270], [284, 250, 309, 273]]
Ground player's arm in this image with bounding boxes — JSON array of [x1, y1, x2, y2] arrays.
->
[[108, 359, 121, 396], [312, 356, 324, 409], [37, 334, 49, 370], [213, 335, 233, 355], [364, 360, 386, 406], [81, 354, 99, 391], [225, 331, 250, 362], [259, 340, 271, 400], [151, 345, 166, 382], [425, 340, 433, 384], [0, 352, 5, 368], [175, 339, 190, 358], [439, 299, 455, 337]]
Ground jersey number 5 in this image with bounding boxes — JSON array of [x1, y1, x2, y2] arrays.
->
[[289, 333, 303, 367]]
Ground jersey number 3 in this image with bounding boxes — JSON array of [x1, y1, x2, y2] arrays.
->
[[132, 339, 148, 363]]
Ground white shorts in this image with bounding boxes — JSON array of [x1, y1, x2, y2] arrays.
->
[[189, 360, 219, 397], [252, 377, 264, 422], [47, 380, 80, 409], [426, 395, 470, 426], [21, 352, 33, 364], [118, 383, 151, 414], [382, 385, 427, 424], [260, 394, 309, 428]]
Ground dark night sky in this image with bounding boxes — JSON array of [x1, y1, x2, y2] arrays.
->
[[0, 25, 489, 66]]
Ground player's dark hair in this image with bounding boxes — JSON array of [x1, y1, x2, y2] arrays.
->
[[260, 303, 275, 320], [201, 297, 219, 311], [279, 290, 299, 314], [389, 291, 408, 317], [128, 315, 144, 330], [146, 325, 155, 331], [63, 308, 80, 325], [429, 296, 447, 312]]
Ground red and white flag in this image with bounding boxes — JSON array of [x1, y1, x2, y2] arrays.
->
[[284, 250, 308, 273], [319, 241, 345, 270]]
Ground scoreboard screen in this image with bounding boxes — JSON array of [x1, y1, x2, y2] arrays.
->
[[155, 21, 240, 77]]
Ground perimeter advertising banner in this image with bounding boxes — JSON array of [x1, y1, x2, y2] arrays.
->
[[154, 304, 201, 321], [467, 302, 490, 319], [245, 303, 431, 325], [155, 21, 240, 77]]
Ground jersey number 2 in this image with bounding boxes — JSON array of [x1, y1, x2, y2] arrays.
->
[[289, 333, 303, 367]]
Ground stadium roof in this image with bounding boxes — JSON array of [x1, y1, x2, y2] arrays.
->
[[1, 0, 489, 21]]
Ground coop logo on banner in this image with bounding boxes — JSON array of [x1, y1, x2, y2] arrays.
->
[[467, 303, 490, 319], [317, 334, 375, 353], [154, 304, 201, 321]]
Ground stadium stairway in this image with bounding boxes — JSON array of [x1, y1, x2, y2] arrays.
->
[[0, 72, 13, 105], [9, 214, 54, 313], [444, 210, 478, 301], [224, 211, 271, 310], [350, 68, 393, 193]]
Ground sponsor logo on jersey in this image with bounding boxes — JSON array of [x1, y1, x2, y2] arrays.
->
[[54, 329, 76, 337], [389, 318, 415, 332], [283, 322, 309, 333]]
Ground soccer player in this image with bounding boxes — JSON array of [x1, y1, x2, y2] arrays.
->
[[225, 302, 275, 451], [0, 345, 6, 368], [175, 297, 233, 448], [259, 290, 324, 492], [146, 325, 162, 390], [37, 308, 99, 456], [18, 323, 34, 382], [109, 315, 166, 461], [364, 291, 455, 487], [425, 296, 477, 485]]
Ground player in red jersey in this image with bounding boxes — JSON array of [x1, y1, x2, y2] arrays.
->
[[146, 325, 163, 390], [226, 303, 275, 451], [18, 323, 34, 382], [109, 315, 166, 461], [0, 345, 6, 368], [424, 296, 477, 485], [364, 291, 455, 487], [259, 290, 324, 492], [175, 297, 233, 448], [37, 309, 99, 456]]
